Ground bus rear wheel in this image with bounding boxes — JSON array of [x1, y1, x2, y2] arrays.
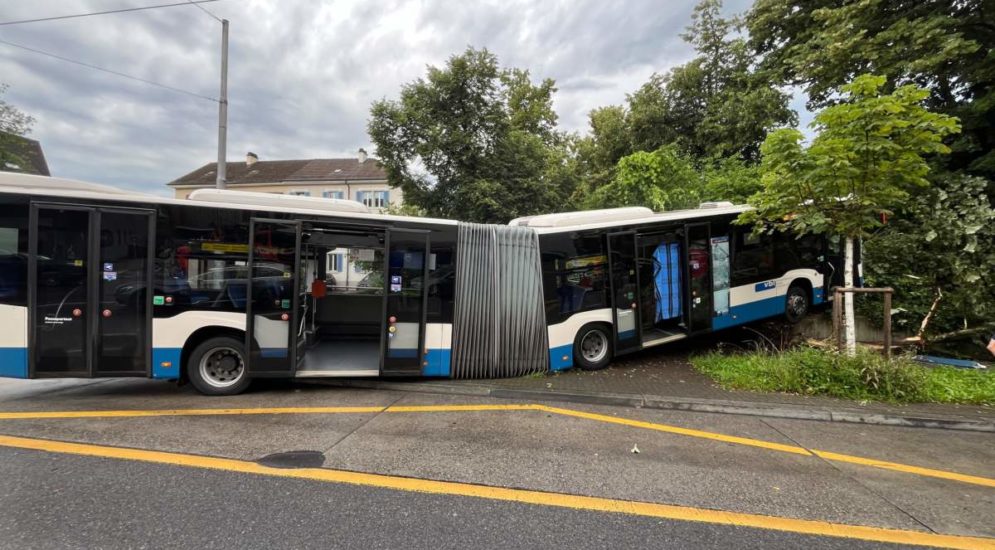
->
[[574, 324, 612, 371], [784, 285, 810, 324], [188, 336, 250, 396]]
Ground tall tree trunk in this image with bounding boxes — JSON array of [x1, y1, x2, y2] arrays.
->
[[843, 237, 857, 356]]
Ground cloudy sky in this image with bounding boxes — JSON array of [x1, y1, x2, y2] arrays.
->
[[1, 0, 800, 196]]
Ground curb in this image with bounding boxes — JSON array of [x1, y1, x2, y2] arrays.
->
[[310, 379, 995, 433]]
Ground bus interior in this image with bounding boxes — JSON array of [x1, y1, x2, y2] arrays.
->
[[299, 228, 386, 376]]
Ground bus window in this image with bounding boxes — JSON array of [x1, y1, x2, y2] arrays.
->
[[731, 229, 777, 286], [0, 205, 28, 306]]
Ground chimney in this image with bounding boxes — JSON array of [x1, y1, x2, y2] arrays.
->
[[357, 148, 367, 164], [246, 152, 258, 167]]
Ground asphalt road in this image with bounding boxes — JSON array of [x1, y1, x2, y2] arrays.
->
[[0, 377, 992, 549], [0, 447, 898, 550]]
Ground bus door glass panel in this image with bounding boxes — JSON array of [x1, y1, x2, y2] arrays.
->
[[247, 220, 300, 375], [607, 232, 641, 353], [33, 207, 91, 375], [95, 211, 152, 375], [710, 235, 730, 319], [686, 223, 712, 333], [382, 230, 428, 374]]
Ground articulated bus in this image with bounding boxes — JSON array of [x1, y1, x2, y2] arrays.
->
[[0, 173, 846, 395]]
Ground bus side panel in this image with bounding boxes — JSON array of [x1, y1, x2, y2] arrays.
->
[[0, 304, 28, 378], [422, 323, 452, 377], [151, 311, 246, 379], [712, 268, 821, 330], [546, 308, 613, 371]]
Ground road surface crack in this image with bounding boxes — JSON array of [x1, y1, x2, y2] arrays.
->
[[758, 418, 938, 535]]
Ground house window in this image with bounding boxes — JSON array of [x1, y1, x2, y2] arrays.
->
[[356, 190, 389, 208], [330, 253, 344, 271], [322, 190, 344, 199], [288, 190, 310, 197]]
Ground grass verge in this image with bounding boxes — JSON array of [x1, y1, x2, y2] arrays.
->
[[691, 347, 994, 405]]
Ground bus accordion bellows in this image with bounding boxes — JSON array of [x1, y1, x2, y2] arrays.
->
[[0, 173, 852, 395]]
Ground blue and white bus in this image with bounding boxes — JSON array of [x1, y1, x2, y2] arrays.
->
[[0, 173, 843, 395]]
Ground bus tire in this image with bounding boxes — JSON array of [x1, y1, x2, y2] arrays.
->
[[784, 284, 810, 324], [187, 336, 251, 396], [574, 324, 612, 371]]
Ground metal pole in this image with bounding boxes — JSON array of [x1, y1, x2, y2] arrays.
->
[[215, 18, 229, 189], [883, 290, 892, 360]]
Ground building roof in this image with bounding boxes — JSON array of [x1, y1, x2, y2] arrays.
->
[[169, 157, 388, 187], [0, 132, 51, 176]]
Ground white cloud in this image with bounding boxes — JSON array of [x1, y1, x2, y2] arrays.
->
[[1, 0, 774, 195]]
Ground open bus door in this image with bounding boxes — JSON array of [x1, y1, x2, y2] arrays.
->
[[246, 218, 304, 376], [607, 231, 642, 354], [29, 203, 154, 378], [685, 223, 712, 334], [380, 228, 429, 376]]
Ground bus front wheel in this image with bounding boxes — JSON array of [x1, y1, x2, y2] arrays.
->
[[784, 285, 810, 324], [188, 336, 251, 396], [574, 324, 612, 371]]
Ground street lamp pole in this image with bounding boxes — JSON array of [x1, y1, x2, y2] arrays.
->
[[215, 18, 228, 189]]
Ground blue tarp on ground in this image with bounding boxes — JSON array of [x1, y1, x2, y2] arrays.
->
[[653, 242, 682, 322]]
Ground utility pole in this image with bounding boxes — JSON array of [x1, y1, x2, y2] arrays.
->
[[215, 18, 228, 189]]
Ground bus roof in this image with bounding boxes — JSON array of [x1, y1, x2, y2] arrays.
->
[[0, 172, 459, 228], [519, 203, 752, 234]]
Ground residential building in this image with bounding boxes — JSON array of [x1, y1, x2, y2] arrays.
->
[[168, 148, 401, 211], [168, 149, 401, 288]]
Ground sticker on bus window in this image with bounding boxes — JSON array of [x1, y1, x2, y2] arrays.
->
[[153, 296, 165, 305], [102, 271, 117, 281], [281, 299, 290, 309], [73, 259, 84, 267], [103, 263, 114, 272]]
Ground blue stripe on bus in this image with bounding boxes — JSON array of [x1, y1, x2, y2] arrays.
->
[[423, 349, 451, 377], [0, 348, 28, 378], [387, 348, 419, 358], [618, 329, 636, 340], [151, 348, 182, 380], [712, 295, 785, 330], [549, 344, 573, 371], [813, 287, 825, 305]]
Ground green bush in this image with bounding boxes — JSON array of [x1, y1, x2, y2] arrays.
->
[[691, 347, 992, 405]]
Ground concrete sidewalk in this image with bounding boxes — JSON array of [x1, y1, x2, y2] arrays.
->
[[318, 348, 995, 432]]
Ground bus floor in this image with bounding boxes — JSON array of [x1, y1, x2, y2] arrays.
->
[[641, 327, 687, 347], [296, 340, 380, 377]]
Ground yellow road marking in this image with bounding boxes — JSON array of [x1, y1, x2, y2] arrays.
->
[[813, 450, 995, 489], [0, 403, 537, 420], [386, 404, 538, 413], [0, 406, 387, 419], [2, 403, 994, 489], [534, 405, 813, 456], [0, 434, 990, 550]]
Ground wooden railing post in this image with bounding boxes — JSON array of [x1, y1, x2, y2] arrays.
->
[[830, 287, 894, 359]]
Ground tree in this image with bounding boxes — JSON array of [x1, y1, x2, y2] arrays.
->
[[747, 0, 994, 179], [368, 48, 575, 223], [578, 0, 795, 181], [741, 75, 960, 355], [702, 156, 762, 203], [582, 145, 703, 211], [0, 84, 35, 170], [861, 174, 995, 344]]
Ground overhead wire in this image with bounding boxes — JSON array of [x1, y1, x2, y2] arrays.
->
[[0, 1, 221, 26], [185, 0, 223, 22], [0, 38, 218, 102]]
